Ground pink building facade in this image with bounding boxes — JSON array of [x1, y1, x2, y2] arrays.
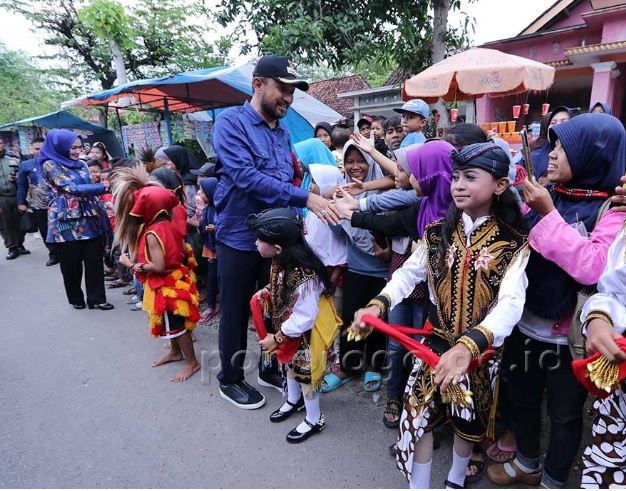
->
[[477, 0, 626, 123]]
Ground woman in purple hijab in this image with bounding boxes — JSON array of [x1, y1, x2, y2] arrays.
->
[[407, 140, 454, 237], [39, 129, 113, 310], [332, 140, 454, 425]]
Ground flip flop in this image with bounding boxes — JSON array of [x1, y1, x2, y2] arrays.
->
[[486, 440, 517, 463], [321, 373, 354, 393], [465, 458, 485, 484], [363, 371, 382, 392]]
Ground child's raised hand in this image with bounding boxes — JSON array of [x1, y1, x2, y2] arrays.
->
[[352, 131, 376, 154], [611, 175, 626, 212], [332, 191, 357, 220], [522, 178, 555, 217], [343, 179, 365, 196], [432, 344, 472, 393]]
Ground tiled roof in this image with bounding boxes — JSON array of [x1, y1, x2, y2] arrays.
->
[[384, 68, 412, 86], [308, 75, 370, 117]]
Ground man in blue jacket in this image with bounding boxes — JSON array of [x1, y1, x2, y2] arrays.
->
[[212, 55, 339, 409], [17, 137, 57, 266]]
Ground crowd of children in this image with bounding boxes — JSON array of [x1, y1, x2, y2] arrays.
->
[[20, 96, 626, 488]]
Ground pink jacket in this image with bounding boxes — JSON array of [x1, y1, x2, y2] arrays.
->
[[528, 208, 625, 334], [529, 208, 625, 285]]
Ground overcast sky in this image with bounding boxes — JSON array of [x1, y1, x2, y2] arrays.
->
[[0, 0, 552, 62]]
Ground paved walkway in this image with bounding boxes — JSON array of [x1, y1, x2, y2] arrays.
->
[[0, 235, 584, 488]]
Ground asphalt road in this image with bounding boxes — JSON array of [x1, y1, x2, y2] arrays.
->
[[0, 235, 583, 488]]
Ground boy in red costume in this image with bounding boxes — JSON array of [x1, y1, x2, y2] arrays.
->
[[114, 167, 200, 382]]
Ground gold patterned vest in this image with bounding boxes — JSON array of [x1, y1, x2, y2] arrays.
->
[[269, 262, 318, 332], [424, 217, 527, 344]]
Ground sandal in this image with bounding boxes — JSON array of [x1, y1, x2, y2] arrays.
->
[[363, 371, 382, 392], [320, 373, 354, 393], [122, 286, 137, 296], [383, 398, 402, 428], [486, 439, 517, 463], [108, 279, 129, 288], [465, 458, 485, 484]]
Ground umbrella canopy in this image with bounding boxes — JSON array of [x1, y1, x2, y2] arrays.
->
[[403, 48, 555, 102], [62, 64, 341, 143], [0, 110, 107, 133]]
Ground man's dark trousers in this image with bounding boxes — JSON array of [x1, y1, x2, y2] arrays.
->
[[0, 195, 24, 250], [216, 242, 270, 384]]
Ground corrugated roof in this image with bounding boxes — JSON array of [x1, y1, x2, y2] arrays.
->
[[308, 75, 370, 117]]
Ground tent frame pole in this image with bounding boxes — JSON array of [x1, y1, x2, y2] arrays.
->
[[163, 97, 173, 145], [115, 107, 127, 158]]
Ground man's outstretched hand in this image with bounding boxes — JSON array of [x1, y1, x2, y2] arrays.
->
[[306, 192, 340, 225]]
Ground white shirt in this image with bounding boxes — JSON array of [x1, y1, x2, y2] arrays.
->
[[280, 279, 324, 338], [581, 226, 626, 335], [380, 213, 529, 347]]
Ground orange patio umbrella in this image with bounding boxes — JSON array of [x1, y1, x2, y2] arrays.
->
[[403, 47, 555, 102]]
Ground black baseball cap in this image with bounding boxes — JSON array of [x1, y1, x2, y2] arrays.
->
[[253, 55, 309, 91]]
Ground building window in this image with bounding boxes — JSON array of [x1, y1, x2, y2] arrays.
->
[[553, 41, 560, 55], [529, 46, 537, 58]]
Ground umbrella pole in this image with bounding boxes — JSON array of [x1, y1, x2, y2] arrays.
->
[[115, 107, 127, 158], [163, 97, 173, 145]]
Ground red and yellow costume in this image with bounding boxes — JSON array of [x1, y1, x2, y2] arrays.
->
[[130, 187, 200, 338]]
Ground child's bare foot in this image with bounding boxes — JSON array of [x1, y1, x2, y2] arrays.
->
[[171, 361, 200, 382], [152, 352, 183, 367]]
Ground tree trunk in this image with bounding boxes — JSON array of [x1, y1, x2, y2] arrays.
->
[[432, 0, 451, 130], [109, 40, 128, 85]]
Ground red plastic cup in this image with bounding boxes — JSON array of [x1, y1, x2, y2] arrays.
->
[[513, 105, 521, 119], [522, 103, 530, 115], [450, 108, 459, 122], [542, 103, 550, 116]]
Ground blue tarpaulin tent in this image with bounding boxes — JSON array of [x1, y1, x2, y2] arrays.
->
[[0, 110, 124, 157], [0, 110, 108, 133], [62, 64, 342, 144]]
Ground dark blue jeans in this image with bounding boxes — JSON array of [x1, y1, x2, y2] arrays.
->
[[133, 275, 144, 301], [386, 298, 427, 400]]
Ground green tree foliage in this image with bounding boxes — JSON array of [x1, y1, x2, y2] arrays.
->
[[216, 0, 474, 75], [79, 0, 132, 48], [1, 0, 232, 91], [0, 44, 67, 124]]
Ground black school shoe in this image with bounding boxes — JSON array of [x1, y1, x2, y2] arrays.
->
[[219, 381, 265, 410], [17, 245, 30, 255], [286, 414, 326, 444], [270, 396, 305, 423]]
